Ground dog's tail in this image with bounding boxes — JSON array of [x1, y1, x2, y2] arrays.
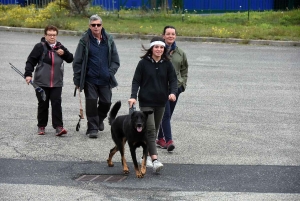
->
[[108, 100, 121, 125]]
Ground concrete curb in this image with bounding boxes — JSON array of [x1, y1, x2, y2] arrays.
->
[[1, 26, 299, 47]]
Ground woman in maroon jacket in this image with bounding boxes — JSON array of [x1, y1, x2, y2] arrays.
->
[[24, 25, 73, 136]]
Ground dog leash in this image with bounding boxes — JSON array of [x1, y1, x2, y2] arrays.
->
[[129, 104, 136, 115], [74, 87, 84, 131]]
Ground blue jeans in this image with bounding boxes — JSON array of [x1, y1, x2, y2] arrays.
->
[[158, 86, 183, 143]]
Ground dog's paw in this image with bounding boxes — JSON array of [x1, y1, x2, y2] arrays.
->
[[123, 169, 130, 175], [107, 159, 114, 167], [136, 172, 144, 178], [140, 167, 146, 176]]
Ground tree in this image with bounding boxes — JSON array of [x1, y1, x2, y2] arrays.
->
[[172, 0, 183, 9], [151, 0, 168, 10], [70, 0, 91, 14]]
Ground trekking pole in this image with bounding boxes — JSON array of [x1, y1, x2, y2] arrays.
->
[[9, 63, 46, 101], [74, 87, 84, 131]]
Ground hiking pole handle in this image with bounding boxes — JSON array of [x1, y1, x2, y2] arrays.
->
[[74, 87, 77, 97]]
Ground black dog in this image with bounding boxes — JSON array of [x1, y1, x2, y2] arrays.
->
[[107, 101, 153, 178]]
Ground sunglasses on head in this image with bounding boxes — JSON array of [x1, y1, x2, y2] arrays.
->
[[91, 24, 102, 27]]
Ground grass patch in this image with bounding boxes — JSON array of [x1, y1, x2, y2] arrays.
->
[[0, 4, 299, 41]]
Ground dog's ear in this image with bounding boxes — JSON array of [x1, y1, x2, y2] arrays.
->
[[143, 111, 153, 116], [130, 111, 136, 119]]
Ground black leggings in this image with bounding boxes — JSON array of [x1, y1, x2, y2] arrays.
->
[[36, 87, 62, 129]]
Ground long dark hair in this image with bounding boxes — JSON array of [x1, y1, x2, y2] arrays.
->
[[140, 36, 169, 61]]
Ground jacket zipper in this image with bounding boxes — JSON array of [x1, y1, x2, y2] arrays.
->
[[50, 51, 54, 87]]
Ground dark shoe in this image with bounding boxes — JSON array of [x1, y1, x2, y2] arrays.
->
[[99, 121, 104, 131], [37, 127, 45, 135], [56, 126, 67, 136], [166, 140, 175, 152], [156, 138, 167, 149], [88, 130, 98, 138]]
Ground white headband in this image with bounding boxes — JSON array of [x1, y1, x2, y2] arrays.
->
[[150, 41, 165, 48]]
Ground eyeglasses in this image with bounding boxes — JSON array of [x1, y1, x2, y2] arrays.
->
[[90, 24, 102, 27], [46, 34, 57, 37]]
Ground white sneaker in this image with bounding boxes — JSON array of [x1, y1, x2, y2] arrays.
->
[[152, 160, 163, 173], [139, 156, 153, 168]]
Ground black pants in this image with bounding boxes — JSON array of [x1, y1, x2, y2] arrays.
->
[[84, 82, 112, 132], [36, 87, 63, 129]]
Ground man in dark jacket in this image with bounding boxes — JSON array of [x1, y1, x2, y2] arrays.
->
[[25, 25, 73, 136], [73, 14, 120, 138]]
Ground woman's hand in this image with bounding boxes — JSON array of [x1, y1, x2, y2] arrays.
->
[[169, 94, 176, 102], [56, 48, 64, 56], [25, 76, 32, 85], [128, 98, 137, 107]]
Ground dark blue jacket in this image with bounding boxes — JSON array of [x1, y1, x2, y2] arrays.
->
[[85, 30, 110, 86], [73, 28, 120, 91]]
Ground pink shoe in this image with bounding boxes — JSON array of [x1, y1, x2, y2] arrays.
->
[[156, 138, 167, 149], [166, 140, 175, 152], [37, 127, 45, 135], [56, 126, 67, 136]]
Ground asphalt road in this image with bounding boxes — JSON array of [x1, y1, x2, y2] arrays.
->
[[0, 30, 300, 200]]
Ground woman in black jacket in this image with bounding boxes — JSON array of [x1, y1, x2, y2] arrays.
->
[[128, 37, 177, 173], [24, 25, 73, 136]]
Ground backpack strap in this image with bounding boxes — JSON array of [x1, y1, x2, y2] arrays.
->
[[40, 42, 48, 63]]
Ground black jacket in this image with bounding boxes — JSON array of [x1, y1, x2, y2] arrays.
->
[[130, 56, 178, 107], [24, 37, 73, 87]]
